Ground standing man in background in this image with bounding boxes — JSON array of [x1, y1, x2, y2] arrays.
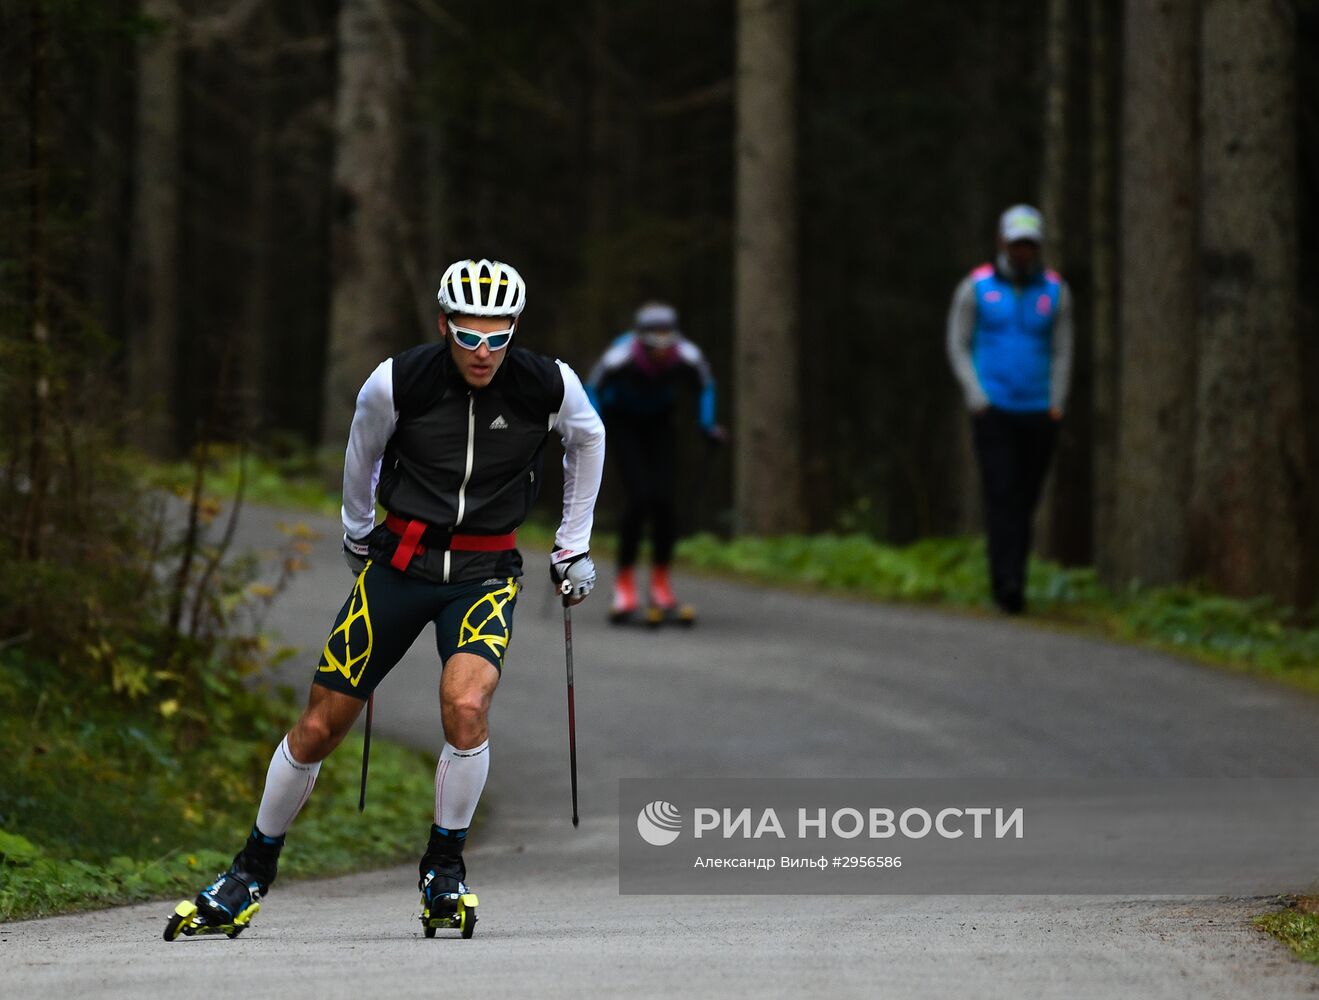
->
[[586, 302, 723, 624], [947, 205, 1073, 614]]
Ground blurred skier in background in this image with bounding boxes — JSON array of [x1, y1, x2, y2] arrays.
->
[[586, 301, 724, 624]]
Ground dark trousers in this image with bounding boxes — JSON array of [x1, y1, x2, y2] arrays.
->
[[609, 416, 677, 568], [971, 407, 1058, 610]]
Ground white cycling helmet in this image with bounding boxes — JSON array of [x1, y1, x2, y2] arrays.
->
[[437, 258, 527, 317]]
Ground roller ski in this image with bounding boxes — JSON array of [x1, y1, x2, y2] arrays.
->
[[608, 566, 641, 625], [165, 855, 273, 941], [164, 896, 260, 941], [643, 565, 696, 628], [418, 857, 478, 939], [164, 828, 280, 942], [644, 602, 696, 628]]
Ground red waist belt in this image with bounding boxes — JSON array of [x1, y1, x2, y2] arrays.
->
[[383, 513, 517, 572]]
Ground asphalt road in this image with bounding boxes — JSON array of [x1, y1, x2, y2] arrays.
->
[[6, 506, 1319, 999]]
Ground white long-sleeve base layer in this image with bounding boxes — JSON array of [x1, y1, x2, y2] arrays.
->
[[338, 356, 604, 554]]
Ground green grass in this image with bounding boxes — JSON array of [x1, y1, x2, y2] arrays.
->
[[0, 735, 435, 922], [0, 651, 436, 923], [1257, 905, 1319, 964], [143, 446, 342, 517], [676, 533, 1319, 693]]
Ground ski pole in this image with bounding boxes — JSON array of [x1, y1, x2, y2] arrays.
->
[[358, 693, 374, 812], [689, 431, 722, 535], [561, 580, 579, 827]]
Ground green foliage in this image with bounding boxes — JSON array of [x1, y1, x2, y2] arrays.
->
[[678, 533, 1084, 605], [0, 449, 325, 747], [0, 442, 439, 923], [1256, 907, 1319, 964], [1108, 590, 1319, 673], [0, 648, 273, 865], [0, 379, 420, 923], [0, 645, 435, 923], [0, 684, 435, 922], [144, 446, 341, 518], [677, 533, 1319, 685]]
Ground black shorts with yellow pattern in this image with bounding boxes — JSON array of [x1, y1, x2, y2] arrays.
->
[[315, 561, 520, 700]]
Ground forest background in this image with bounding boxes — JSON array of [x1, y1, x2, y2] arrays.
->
[[2, 0, 1317, 608]]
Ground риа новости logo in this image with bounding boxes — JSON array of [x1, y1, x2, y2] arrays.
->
[[637, 801, 682, 846]]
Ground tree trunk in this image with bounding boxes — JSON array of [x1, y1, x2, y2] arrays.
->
[[420, 12, 447, 345], [1108, 0, 1199, 588], [1039, 0, 1070, 267], [1036, 0, 1097, 566], [733, 0, 803, 535], [576, 0, 618, 360], [20, 0, 51, 560], [1041, 0, 1097, 567], [237, 5, 276, 439], [320, 0, 408, 447], [1089, 0, 1119, 582], [127, 0, 181, 455], [1190, 0, 1306, 602], [947, 5, 1004, 537]]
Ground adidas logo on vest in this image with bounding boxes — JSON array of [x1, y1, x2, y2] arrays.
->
[[489, 415, 508, 430]]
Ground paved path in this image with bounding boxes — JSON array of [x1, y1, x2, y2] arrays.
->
[[6, 507, 1318, 999]]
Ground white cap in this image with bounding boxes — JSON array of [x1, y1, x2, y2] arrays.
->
[[634, 301, 678, 331], [999, 204, 1044, 243]]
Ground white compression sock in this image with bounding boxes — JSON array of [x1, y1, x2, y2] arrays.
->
[[434, 740, 490, 830], [254, 736, 322, 837]]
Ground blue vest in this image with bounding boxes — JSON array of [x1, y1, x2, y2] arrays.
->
[[969, 264, 1061, 412]]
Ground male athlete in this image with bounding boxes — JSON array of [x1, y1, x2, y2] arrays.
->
[[177, 258, 605, 937]]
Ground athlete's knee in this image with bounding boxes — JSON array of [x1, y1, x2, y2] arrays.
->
[[288, 707, 351, 762], [448, 690, 489, 726], [442, 691, 490, 747]]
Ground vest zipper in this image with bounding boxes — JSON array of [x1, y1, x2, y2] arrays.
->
[[449, 391, 477, 582]]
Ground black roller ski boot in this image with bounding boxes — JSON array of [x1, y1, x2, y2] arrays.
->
[[418, 826, 478, 939], [164, 827, 282, 941]]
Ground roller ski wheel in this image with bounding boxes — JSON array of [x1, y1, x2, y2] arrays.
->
[[419, 890, 478, 939], [644, 603, 697, 628], [609, 607, 639, 626], [162, 898, 260, 941]]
